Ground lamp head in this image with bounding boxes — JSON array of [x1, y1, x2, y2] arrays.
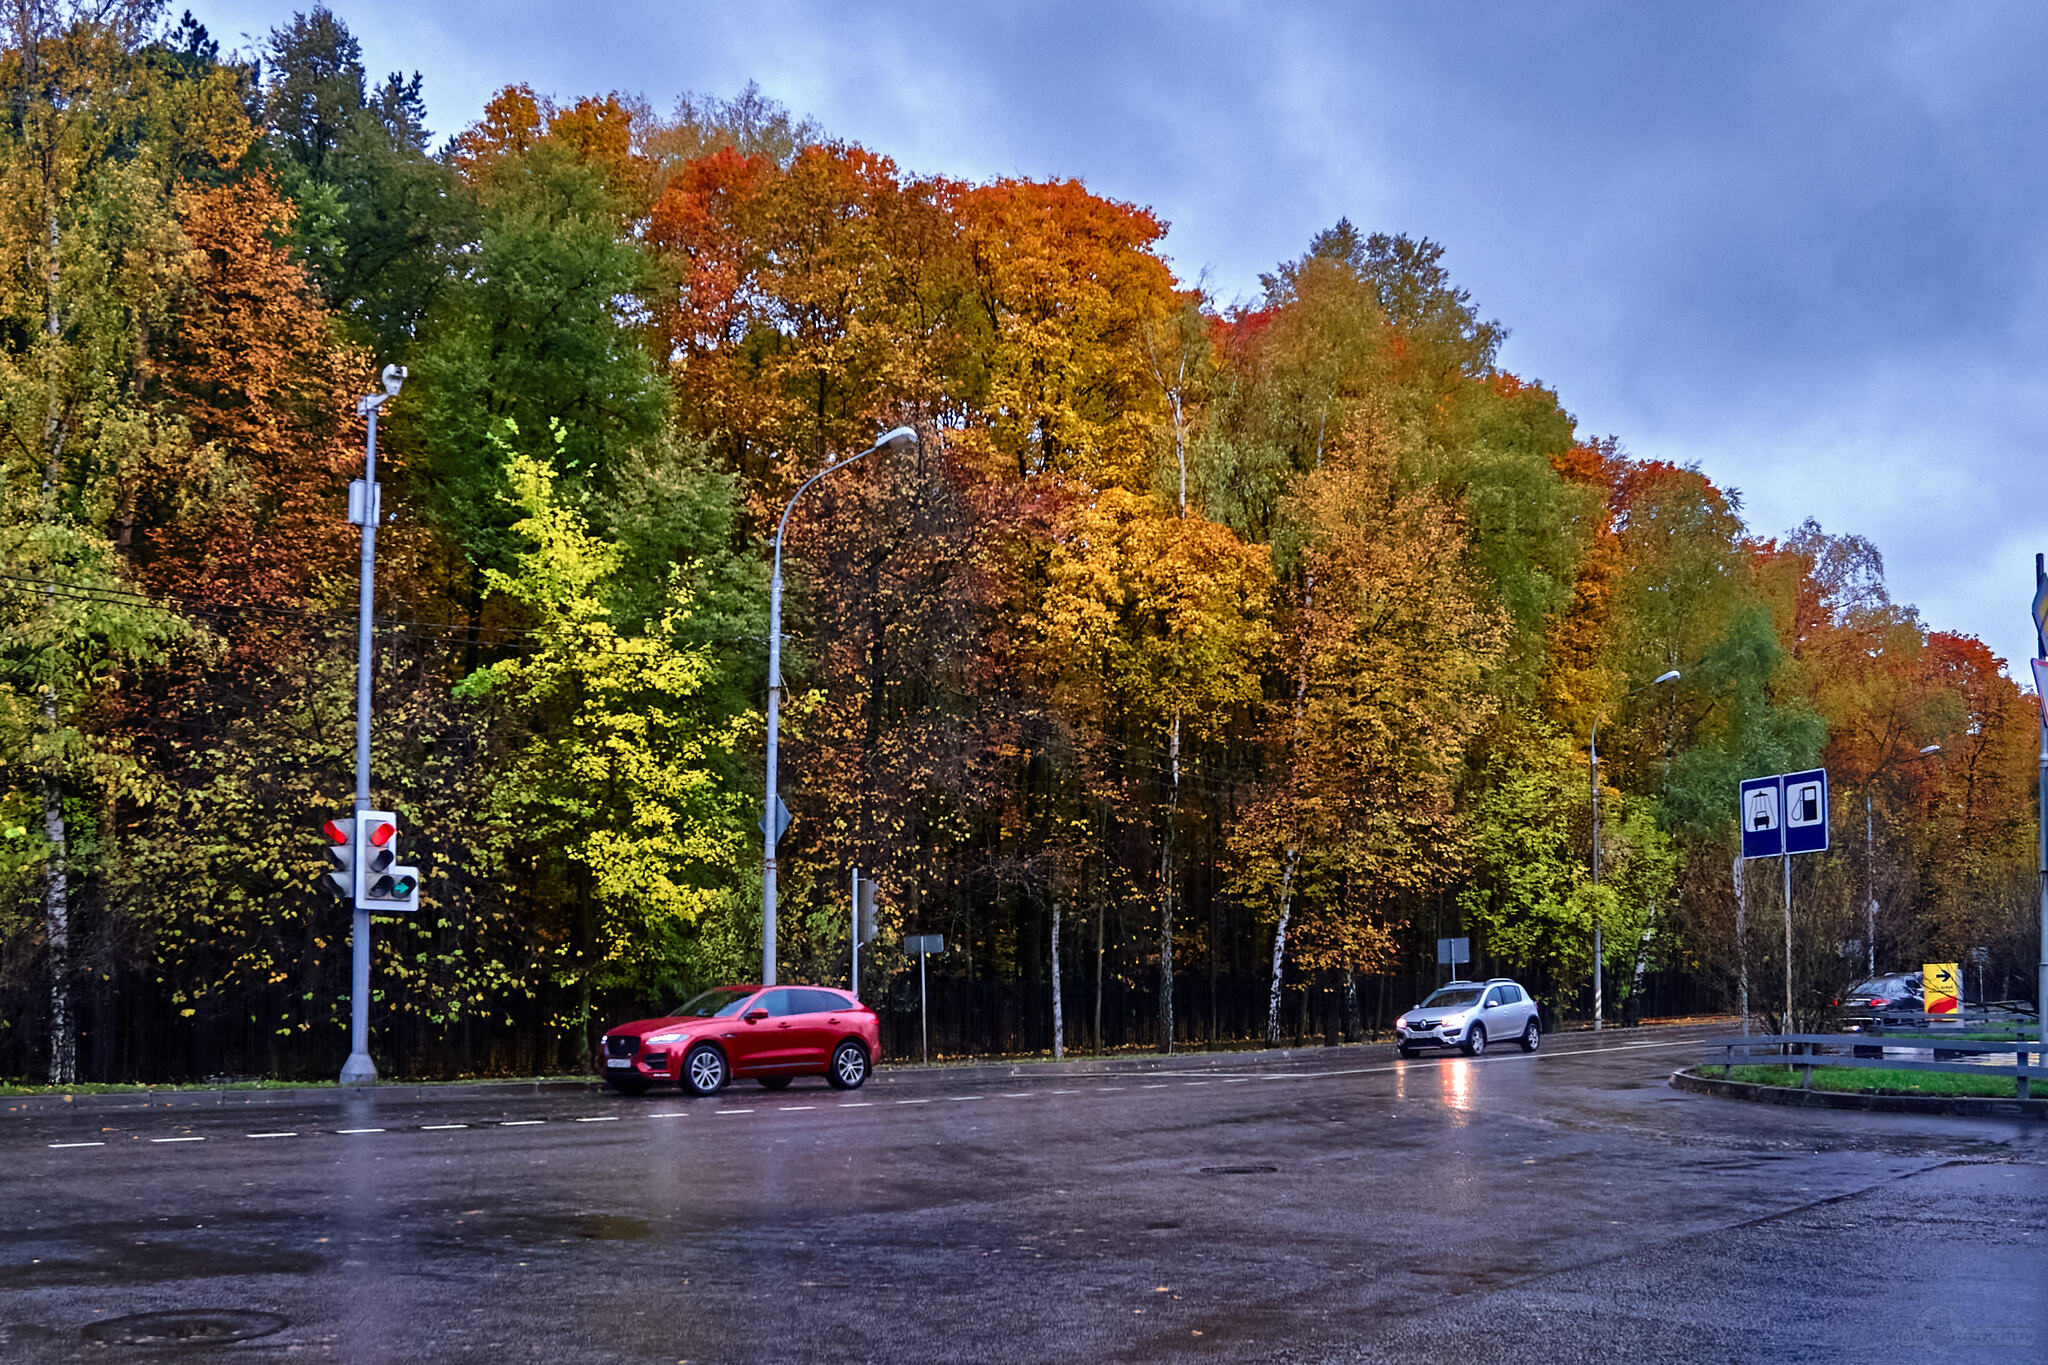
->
[[871, 425, 917, 455], [1654, 669, 1681, 685], [1918, 743, 1942, 756], [381, 363, 407, 397]]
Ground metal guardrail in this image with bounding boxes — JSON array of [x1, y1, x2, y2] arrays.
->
[[1701, 1032, 2048, 1101]]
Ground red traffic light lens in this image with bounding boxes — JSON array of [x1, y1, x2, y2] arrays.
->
[[322, 819, 350, 844], [366, 821, 396, 847]]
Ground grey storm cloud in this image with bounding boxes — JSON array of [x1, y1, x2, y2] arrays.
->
[[193, 0, 2048, 670]]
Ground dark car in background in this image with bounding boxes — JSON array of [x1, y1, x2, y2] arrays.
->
[[599, 985, 880, 1096], [1833, 973, 1923, 1031]]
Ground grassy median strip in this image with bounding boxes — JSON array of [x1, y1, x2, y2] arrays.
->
[[1698, 1064, 2021, 1099]]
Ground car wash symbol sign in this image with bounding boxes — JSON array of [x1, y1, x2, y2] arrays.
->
[[1738, 768, 1829, 860]]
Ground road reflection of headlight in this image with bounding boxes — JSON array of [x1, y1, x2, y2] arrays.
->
[[1443, 1059, 1474, 1119]]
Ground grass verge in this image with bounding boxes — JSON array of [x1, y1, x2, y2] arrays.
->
[[1698, 1064, 2021, 1099]]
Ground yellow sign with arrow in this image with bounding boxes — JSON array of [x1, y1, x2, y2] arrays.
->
[[1922, 961, 1960, 1015]]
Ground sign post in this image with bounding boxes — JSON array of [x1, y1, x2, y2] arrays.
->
[[1435, 936, 1470, 983], [904, 934, 944, 1065], [1738, 767, 1829, 1031]]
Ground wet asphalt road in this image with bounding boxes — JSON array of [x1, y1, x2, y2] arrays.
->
[[1, 1025, 2043, 1363]]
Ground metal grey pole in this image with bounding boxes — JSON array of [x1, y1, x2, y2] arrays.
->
[[758, 427, 916, 989], [920, 948, 929, 1066], [1782, 850, 1794, 1035], [1866, 790, 1876, 978], [2033, 553, 2046, 1093], [762, 545, 783, 988], [340, 401, 381, 1086], [850, 866, 859, 997], [1590, 717, 1602, 1031]]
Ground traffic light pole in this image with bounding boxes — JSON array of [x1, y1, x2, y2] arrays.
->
[[340, 394, 385, 1086]]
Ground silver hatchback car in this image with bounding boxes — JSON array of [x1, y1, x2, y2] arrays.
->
[[1395, 979, 1540, 1057]]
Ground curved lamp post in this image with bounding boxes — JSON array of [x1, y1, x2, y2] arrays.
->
[[1590, 668, 1680, 1030], [1864, 742, 1941, 977], [761, 425, 918, 987]]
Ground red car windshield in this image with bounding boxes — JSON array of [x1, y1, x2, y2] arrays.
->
[[670, 988, 757, 1019]]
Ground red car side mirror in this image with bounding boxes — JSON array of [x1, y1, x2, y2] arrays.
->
[[744, 1009, 769, 1023]]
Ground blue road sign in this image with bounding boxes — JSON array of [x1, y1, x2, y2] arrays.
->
[[1739, 769, 1829, 859], [1781, 768, 1829, 854], [1739, 775, 1782, 859]]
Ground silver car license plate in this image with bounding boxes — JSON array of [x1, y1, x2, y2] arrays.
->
[[605, 1057, 632, 1068]]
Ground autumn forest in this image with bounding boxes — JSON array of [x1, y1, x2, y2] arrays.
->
[[1, 4, 2040, 1083]]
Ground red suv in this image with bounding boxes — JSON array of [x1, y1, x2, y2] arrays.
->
[[599, 985, 879, 1096]]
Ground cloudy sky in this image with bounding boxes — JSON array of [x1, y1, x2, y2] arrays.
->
[[190, 1, 2048, 675]]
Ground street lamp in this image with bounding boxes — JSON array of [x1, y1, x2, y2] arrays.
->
[[761, 425, 918, 987], [1863, 742, 1941, 977], [340, 363, 404, 1086], [1589, 668, 1680, 1031]]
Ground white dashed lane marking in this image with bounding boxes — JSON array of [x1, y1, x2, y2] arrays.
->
[[31, 1037, 1703, 1151]]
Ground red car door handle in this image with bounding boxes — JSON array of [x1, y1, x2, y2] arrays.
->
[[777, 1021, 792, 1029], [826, 1017, 839, 1024]]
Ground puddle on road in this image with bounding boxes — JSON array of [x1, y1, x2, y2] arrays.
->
[[82, 1309, 288, 1346]]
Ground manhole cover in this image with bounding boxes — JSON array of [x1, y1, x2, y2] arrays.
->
[[82, 1310, 287, 1347], [1199, 1164, 1278, 1175]]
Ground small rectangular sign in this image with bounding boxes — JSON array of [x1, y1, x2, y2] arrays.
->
[[1739, 776, 1783, 859], [1435, 936, 1469, 966], [1781, 768, 1829, 854], [1923, 961, 1960, 1015], [904, 934, 944, 955]]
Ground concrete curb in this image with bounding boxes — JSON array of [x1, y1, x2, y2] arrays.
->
[[1669, 1066, 2047, 1120], [0, 1076, 601, 1118]]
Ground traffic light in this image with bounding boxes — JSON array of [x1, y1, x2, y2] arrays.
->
[[322, 817, 354, 898], [353, 810, 421, 913]]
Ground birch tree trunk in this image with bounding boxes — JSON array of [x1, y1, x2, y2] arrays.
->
[[1160, 707, 1180, 1053], [1265, 418, 1323, 1047], [1050, 894, 1064, 1061], [1265, 847, 1298, 1045], [44, 689, 73, 1084]]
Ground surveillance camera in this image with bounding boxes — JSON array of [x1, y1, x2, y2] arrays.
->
[[381, 364, 407, 397]]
